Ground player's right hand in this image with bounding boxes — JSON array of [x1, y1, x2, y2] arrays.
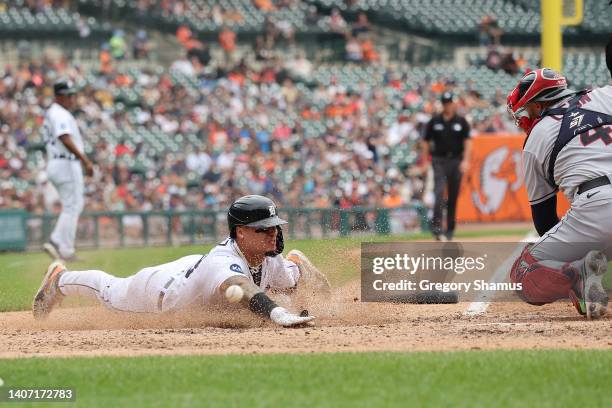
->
[[83, 160, 94, 177], [270, 306, 315, 327]]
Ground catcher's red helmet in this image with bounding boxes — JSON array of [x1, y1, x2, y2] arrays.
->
[[507, 68, 576, 134]]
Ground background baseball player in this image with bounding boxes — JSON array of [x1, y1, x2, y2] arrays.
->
[[33, 195, 331, 327], [507, 68, 612, 319], [42, 80, 94, 262]]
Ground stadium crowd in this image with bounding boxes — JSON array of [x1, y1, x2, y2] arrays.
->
[[1, 0, 519, 219], [0, 52, 515, 216]]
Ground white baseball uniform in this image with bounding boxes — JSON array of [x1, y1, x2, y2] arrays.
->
[[522, 85, 612, 263], [43, 102, 85, 259], [57, 238, 301, 313]]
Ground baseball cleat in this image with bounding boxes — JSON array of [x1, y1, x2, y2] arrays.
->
[[569, 289, 586, 316], [43, 241, 62, 261], [570, 251, 608, 319], [33, 261, 66, 320]]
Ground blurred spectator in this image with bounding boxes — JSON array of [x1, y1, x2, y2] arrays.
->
[[501, 51, 519, 75], [176, 24, 204, 51], [345, 35, 363, 62], [361, 35, 379, 63], [478, 15, 503, 46], [255, 36, 273, 61], [329, 8, 348, 37], [254, 0, 275, 12], [285, 51, 313, 77], [515, 53, 527, 72], [211, 4, 224, 26], [274, 18, 295, 45], [110, 30, 127, 60], [383, 186, 403, 208], [77, 16, 91, 39], [170, 53, 196, 76], [99, 43, 113, 75], [132, 30, 152, 60], [352, 12, 371, 37], [115, 140, 133, 157], [305, 6, 319, 25], [387, 113, 415, 146], [219, 26, 237, 66], [485, 47, 502, 71]]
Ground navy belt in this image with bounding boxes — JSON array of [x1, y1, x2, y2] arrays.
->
[[52, 154, 78, 161], [577, 176, 611, 195]]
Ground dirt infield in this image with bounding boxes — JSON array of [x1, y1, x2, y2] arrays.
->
[[1, 280, 610, 359]]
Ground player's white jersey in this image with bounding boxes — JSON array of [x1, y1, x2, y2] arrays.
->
[[159, 238, 300, 311], [42, 102, 84, 160], [523, 86, 612, 205]]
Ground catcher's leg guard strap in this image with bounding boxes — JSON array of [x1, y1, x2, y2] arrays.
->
[[510, 246, 578, 305]]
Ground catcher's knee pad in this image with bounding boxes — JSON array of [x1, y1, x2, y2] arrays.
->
[[510, 245, 578, 305]]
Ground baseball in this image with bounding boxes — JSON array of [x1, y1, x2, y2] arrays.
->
[[225, 285, 244, 303]]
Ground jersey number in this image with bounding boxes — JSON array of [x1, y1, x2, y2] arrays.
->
[[580, 127, 612, 147]]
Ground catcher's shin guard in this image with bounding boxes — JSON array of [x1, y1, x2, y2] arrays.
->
[[510, 245, 578, 305]]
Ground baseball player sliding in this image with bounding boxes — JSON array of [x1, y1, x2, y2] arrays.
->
[[507, 68, 612, 319], [42, 80, 94, 262], [33, 195, 331, 327]]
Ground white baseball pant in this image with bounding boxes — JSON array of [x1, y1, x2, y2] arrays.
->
[[57, 255, 203, 313], [47, 159, 84, 258]]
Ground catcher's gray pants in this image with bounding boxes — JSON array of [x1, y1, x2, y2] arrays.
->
[[529, 185, 612, 265]]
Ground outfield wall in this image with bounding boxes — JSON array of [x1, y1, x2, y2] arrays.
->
[[0, 206, 428, 251]]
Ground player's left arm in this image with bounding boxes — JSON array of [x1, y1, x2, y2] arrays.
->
[[522, 146, 559, 236], [219, 275, 314, 327], [530, 195, 559, 236]]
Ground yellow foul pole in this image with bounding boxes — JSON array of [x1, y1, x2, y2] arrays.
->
[[541, 0, 583, 72]]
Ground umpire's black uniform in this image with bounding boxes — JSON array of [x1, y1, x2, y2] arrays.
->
[[424, 92, 471, 241]]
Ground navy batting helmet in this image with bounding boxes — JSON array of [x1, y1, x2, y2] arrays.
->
[[227, 195, 287, 256], [53, 79, 77, 96]]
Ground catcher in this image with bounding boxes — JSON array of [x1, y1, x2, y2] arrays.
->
[[507, 68, 612, 319], [33, 195, 331, 327]]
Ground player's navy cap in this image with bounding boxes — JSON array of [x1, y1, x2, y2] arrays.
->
[[53, 80, 77, 96], [441, 92, 454, 103]]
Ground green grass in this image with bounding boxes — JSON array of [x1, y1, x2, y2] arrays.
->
[[0, 350, 610, 408], [2, 228, 611, 312]]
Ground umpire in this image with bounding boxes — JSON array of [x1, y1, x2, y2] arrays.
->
[[423, 92, 472, 241]]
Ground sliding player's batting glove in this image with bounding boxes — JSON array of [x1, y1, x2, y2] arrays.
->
[[270, 306, 315, 327]]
